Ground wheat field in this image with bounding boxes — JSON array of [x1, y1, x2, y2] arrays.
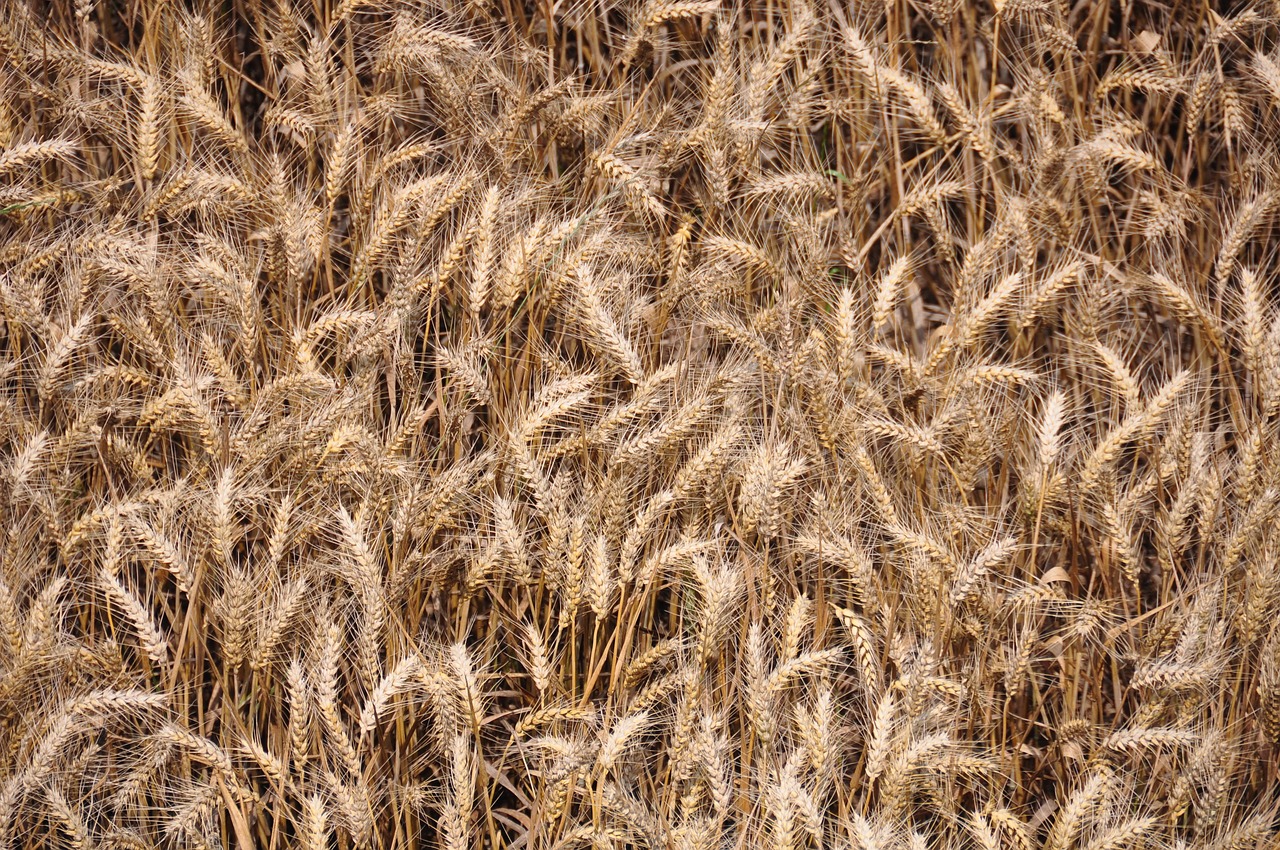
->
[[1, 0, 1279, 847]]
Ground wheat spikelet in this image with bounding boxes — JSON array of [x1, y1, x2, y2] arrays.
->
[[313, 616, 361, 776], [0, 139, 79, 176], [177, 79, 248, 154], [97, 566, 168, 667], [1103, 726, 1198, 753], [359, 654, 424, 736], [45, 783, 92, 849], [831, 605, 882, 695], [1091, 342, 1140, 408]]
